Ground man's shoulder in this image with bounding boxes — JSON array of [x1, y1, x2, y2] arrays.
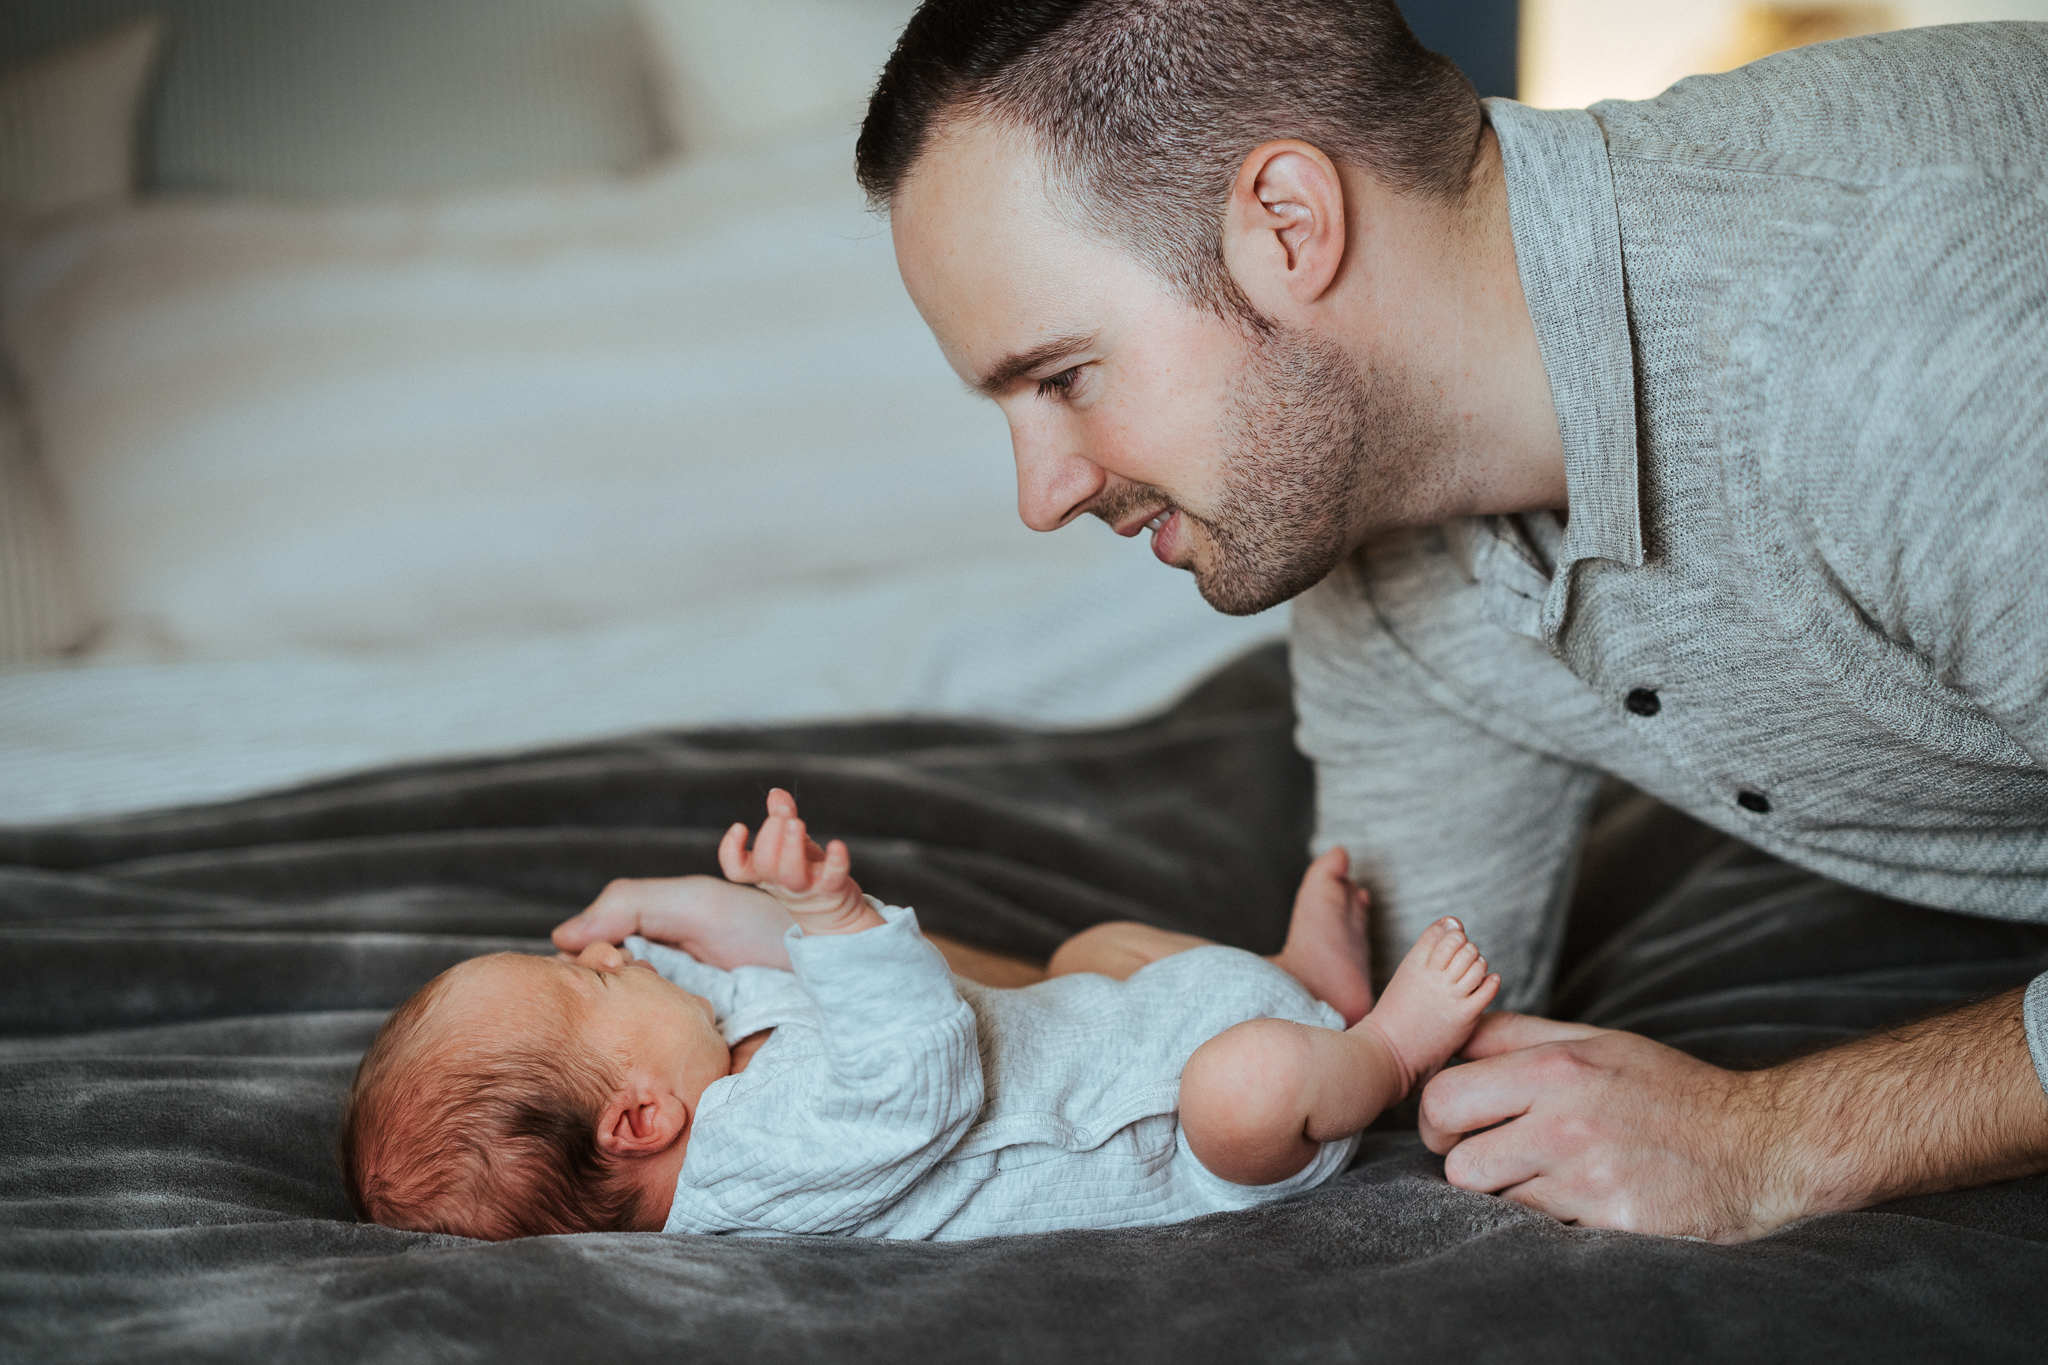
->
[[1591, 23, 2048, 173], [1753, 166, 2047, 498], [1736, 162, 2048, 647]]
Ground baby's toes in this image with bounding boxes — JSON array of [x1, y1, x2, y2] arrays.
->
[[1455, 951, 1491, 993], [1467, 972, 1502, 1014], [1418, 919, 1466, 969], [1443, 940, 1481, 981]]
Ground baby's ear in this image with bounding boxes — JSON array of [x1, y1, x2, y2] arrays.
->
[[595, 1084, 688, 1158]]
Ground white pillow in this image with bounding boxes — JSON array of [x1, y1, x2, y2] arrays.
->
[[0, 403, 86, 664], [0, 18, 149, 662], [639, 0, 917, 157], [0, 17, 162, 222], [0, 131, 1046, 661]]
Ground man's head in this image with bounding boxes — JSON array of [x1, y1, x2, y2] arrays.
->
[[338, 944, 729, 1239], [860, 0, 1493, 614]]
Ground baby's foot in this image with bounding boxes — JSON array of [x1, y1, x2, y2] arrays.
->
[[1354, 919, 1500, 1096], [1270, 848, 1375, 1026]]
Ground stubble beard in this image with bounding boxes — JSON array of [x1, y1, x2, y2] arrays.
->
[[1189, 324, 1432, 617]]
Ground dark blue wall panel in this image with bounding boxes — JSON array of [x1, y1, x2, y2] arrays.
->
[[1400, 0, 1520, 98]]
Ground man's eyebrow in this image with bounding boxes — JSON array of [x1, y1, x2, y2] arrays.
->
[[975, 332, 1097, 396]]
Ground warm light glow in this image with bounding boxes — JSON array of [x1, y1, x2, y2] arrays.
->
[[1519, 0, 2048, 108]]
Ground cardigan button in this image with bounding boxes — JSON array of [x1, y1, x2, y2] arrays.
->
[[1624, 688, 1661, 717], [1737, 790, 1771, 813]]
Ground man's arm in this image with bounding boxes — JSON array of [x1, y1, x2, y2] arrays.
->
[[555, 875, 801, 968], [1418, 986, 2048, 1241]]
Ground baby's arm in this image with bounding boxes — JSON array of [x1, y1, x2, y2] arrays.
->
[[553, 788, 874, 966], [717, 789, 885, 937], [669, 901, 984, 1236]]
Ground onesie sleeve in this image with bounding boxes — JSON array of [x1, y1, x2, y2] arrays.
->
[[664, 902, 983, 1236]]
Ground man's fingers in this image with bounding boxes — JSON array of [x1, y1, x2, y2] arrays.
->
[[1459, 1011, 1608, 1059], [1417, 1051, 1543, 1152], [1493, 1177, 1588, 1225], [1437, 1121, 1548, 1195], [551, 878, 647, 950]]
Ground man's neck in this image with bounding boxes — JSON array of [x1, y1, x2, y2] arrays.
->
[[1333, 126, 1567, 541]]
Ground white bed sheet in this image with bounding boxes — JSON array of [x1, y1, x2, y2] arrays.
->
[[0, 124, 1287, 827], [0, 541, 1284, 826]]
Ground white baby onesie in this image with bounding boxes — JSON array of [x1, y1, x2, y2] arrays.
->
[[627, 902, 1358, 1241]]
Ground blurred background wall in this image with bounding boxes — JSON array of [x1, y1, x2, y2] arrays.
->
[[6, 1, 2041, 201], [0, 0, 664, 196], [0, 1, 1524, 200]]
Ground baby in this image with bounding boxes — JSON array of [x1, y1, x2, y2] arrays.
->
[[340, 790, 1498, 1240]]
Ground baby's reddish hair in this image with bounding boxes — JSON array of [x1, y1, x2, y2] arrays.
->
[[337, 955, 646, 1239]]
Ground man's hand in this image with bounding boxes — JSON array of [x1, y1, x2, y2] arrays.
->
[[1418, 1015, 1784, 1239], [1419, 990, 2048, 1242], [718, 789, 882, 936], [551, 875, 800, 970]]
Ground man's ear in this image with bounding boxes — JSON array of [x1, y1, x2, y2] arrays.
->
[[594, 1079, 688, 1159], [1221, 140, 1349, 319]]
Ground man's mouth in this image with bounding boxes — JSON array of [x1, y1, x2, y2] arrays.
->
[[1106, 501, 1187, 567], [1147, 509, 1184, 566], [1112, 505, 1169, 538]]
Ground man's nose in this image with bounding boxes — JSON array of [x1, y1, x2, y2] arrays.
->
[[1010, 415, 1105, 533]]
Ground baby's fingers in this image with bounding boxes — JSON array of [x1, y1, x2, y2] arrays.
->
[[777, 818, 817, 891], [817, 839, 854, 891], [718, 822, 757, 883]]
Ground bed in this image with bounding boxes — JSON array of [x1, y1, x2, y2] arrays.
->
[[6, 646, 2048, 1363], [3, 6, 2046, 1362]]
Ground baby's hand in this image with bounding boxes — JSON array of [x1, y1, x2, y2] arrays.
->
[[717, 789, 883, 936]]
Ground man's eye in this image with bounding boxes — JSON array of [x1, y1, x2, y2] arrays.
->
[[1036, 367, 1079, 399]]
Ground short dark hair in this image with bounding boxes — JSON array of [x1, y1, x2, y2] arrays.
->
[[338, 958, 645, 1240], [856, 0, 1484, 312]]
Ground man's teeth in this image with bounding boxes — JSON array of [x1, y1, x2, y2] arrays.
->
[[1146, 513, 1166, 531]]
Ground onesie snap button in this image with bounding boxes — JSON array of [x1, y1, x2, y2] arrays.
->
[[1736, 790, 1771, 813], [1624, 688, 1661, 717]]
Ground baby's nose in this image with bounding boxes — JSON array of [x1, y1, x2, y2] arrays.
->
[[576, 941, 627, 969]]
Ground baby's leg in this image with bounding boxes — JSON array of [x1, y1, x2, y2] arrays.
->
[[1269, 848, 1375, 1026], [1048, 921, 1213, 981], [1051, 848, 1373, 1003], [929, 934, 1049, 987], [1181, 919, 1497, 1186]]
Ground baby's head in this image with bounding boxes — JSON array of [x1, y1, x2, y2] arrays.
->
[[339, 943, 730, 1239]]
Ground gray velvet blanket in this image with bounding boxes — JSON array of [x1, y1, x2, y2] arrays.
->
[[4, 646, 2046, 1362]]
